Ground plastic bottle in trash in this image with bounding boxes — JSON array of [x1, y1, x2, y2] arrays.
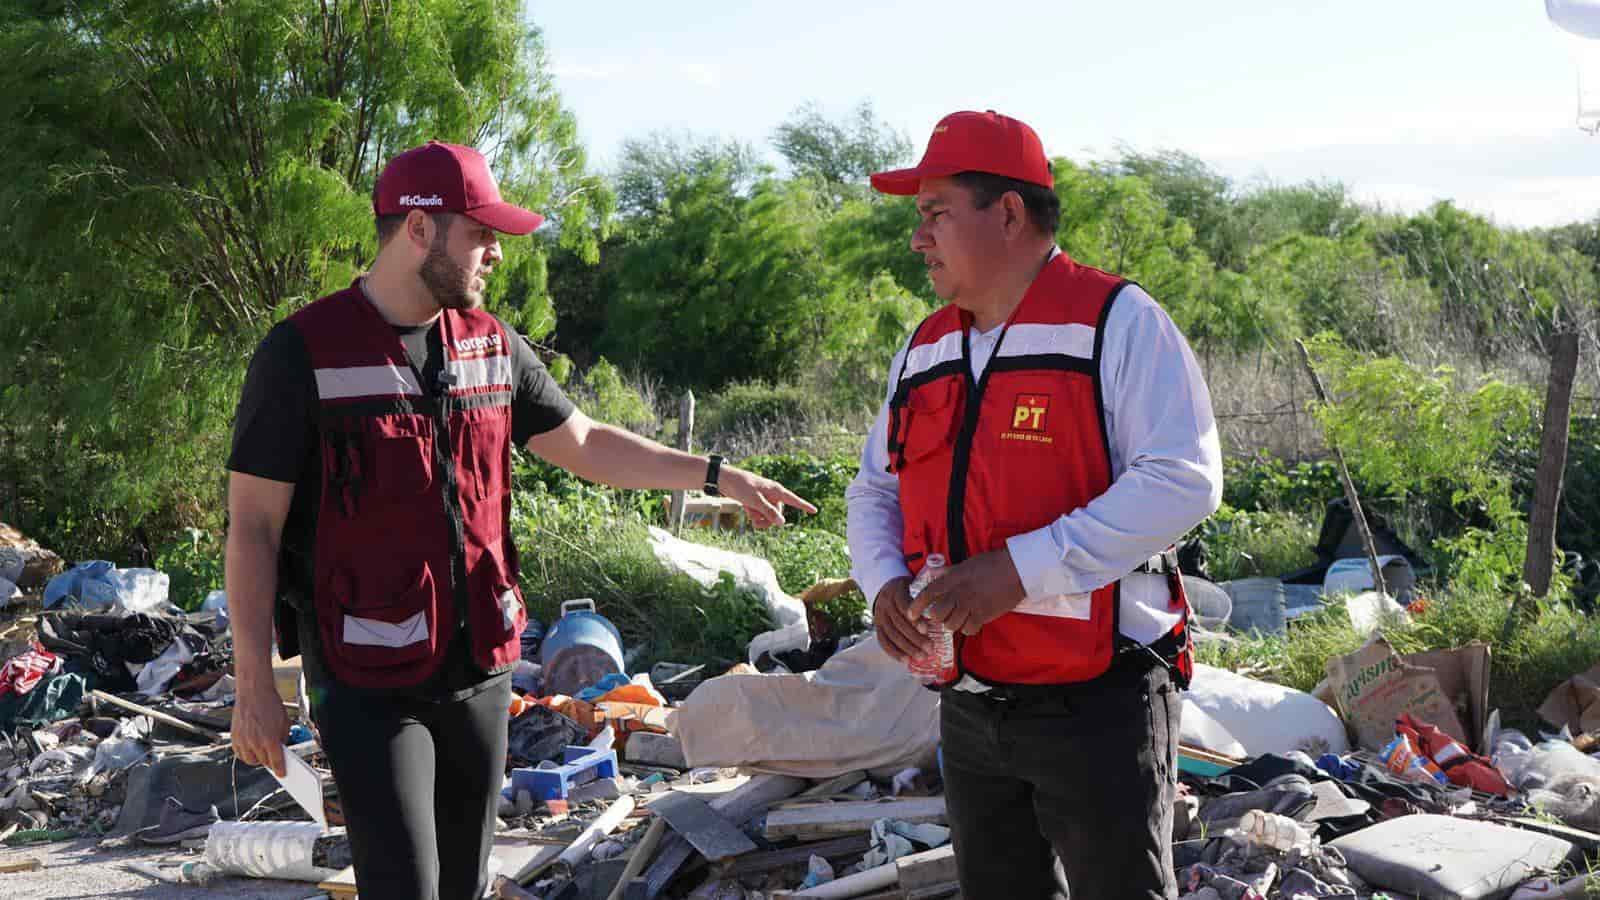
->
[[1236, 809, 1309, 852], [906, 555, 956, 686]]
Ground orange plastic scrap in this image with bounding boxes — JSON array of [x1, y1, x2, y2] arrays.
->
[[529, 695, 603, 734], [594, 682, 667, 708], [596, 700, 673, 737]]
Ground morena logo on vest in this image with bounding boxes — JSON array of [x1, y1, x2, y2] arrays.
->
[[454, 333, 503, 356], [1002, 393, 1054, 444]]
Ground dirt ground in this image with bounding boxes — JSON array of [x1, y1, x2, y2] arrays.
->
[[0, 837, 318, 900]]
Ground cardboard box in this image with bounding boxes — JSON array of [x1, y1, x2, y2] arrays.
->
[[1325, 636, 1469, 752]]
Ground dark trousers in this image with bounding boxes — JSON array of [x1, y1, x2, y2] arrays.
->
[[940, 660, 1180, 900], [311, 676, 511, 900]]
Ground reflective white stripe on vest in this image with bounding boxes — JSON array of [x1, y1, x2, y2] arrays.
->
[[994, 322, 1095, 361], [1014, 592, 1093, 620], [447, 354, 513, 391], [343, 610, 429, 648], [900, 330, 964, 381], [314, 365, 422, 400]]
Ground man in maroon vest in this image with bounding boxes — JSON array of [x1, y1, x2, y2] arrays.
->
[[225, 141, 814, 900], [846, 111, 1222, 899]]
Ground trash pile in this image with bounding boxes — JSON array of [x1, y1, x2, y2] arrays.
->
[[9, 512, 1600, 900]]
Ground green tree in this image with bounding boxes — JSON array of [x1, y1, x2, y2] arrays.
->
[[0, 0, 608, 556], [772, 100, 911, 200], [603, 168, 847, 390], [1052, 160, 1216, 334]]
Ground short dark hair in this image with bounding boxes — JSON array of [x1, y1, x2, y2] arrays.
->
[[375, 210, 454, 246], [951, 171, 1060, 236]]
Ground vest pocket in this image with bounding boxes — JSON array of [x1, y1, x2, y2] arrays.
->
[[891, 380, 961, 470], [458, 407, 511, 501], [365, 415, 434, 499], [325, 562, 436, 667]]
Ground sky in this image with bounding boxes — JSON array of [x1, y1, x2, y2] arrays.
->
[[528, 0, 1600, 230]]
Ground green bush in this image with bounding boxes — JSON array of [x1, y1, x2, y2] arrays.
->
[[739, 450, 857, 536], [1222, 455, 1342, 513], [1194, 505, 1320, 581], [699, 382, 828, 443], [152, 528, 225, 612]]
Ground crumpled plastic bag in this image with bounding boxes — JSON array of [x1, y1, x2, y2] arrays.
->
[[800, 854, 834, 888], [855, 817, 950, 870], [45, 562, 173, 614]]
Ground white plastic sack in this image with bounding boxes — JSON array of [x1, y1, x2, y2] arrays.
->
[[1183, 663, 1350, 758], [671, 634, 940, 779], [645, 526, 809, 663], [1343, 590, 1411, 636], [0, 577, 18, 609]]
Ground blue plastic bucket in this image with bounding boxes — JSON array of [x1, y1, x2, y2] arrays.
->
[[540, 599, 625, 696]]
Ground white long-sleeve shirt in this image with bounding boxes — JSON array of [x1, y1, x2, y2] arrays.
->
[[845, 265, 1223, 644]]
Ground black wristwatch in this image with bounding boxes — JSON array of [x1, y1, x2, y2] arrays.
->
[[703, 454, 724, 496]]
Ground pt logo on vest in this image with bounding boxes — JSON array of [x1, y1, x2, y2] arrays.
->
[[1002, 393, 1054, 444]]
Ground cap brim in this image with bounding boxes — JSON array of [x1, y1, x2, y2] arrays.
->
[[869, 163, 966, 196], [465, 202, 545, 235]]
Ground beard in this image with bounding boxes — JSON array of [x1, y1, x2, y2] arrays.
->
[[419, 241, 482, 311]]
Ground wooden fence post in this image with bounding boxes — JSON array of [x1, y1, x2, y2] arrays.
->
[[669, 391, 694, 535], [1523, 332, 1580, 598]]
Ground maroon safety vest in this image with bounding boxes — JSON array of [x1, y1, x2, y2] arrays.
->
[[888, 253, 1192, 685], [284, 282, 525, 688]]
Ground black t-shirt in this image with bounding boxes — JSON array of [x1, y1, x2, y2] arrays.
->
[[227, 305, 575, 698]]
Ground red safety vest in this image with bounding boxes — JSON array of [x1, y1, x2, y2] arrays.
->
[[284, 283, 526, 688], [888, 253, 1192, 685]]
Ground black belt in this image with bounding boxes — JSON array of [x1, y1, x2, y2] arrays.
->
[[1132, 546, 1179, 576], [948, 649, 1160, 704]]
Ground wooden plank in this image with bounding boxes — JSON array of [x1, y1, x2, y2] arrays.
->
[[89, 690, 221, 741], [799, 771, 868, 799], [765, 797, 946, 841], [1502, 816, 1600, 853], [605, 818, 667, 900], [317, 865, 357, 893], [0, 857, 42, 873], [895, 845, 957, 891], [647, 791, 756, 862], [721, 834, 873, 878], [493, 836, 565, 884], [640, 775, 806, 899]]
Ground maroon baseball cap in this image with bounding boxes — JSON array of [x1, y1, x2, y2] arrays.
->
[[373, 141, 544, 234], [870, 110, 1053, 196]]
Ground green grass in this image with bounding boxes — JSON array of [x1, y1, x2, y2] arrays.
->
[[1196, 584, 1600, 733], [509, 478, 775, 671]]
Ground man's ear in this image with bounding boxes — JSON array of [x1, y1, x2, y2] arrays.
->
[[1000, 190, 1030, 240], [405, 209, 433, 250]]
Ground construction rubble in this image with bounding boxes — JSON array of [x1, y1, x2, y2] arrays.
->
[[5, 517, 1600, 900]]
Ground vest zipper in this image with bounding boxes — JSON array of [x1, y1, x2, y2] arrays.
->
[[945, 319, 1014, 564]]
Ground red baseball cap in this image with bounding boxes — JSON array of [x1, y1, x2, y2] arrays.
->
[[870, 110, 1053, 196], [373, 141, 545, 234]]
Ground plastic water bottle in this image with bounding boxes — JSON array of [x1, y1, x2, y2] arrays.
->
[[1236, 809, 1308, 852], [906, 555, 956, 686]]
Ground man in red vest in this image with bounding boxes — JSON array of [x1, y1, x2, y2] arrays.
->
[[847, 111, 1222, 899], [225, 141, 815, 900]]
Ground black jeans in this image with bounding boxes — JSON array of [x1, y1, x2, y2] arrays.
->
[[311, 674, 511, 900], [940, 660, 1180, 900]]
